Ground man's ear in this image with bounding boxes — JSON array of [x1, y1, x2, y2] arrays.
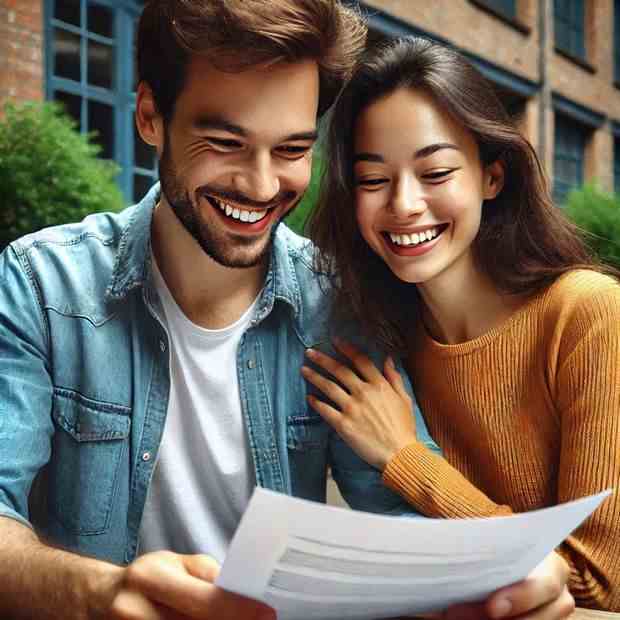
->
[[483, 160, 505, 200], [135, 81, 164, 153]]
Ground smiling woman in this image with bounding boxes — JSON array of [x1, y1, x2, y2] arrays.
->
[[307, 37, 620, 616]]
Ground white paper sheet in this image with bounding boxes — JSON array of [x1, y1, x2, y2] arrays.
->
[[216, 488, 612, 620]]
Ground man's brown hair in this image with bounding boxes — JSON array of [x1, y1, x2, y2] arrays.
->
[[137, 0, 367, 122]]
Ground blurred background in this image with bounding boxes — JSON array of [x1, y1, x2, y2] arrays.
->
[[0, 0, 619, 265]]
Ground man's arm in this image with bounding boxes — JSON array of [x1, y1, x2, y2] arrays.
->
[[0, 516, 276, 620]]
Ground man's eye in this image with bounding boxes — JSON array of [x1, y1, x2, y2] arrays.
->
[[208, 138, 242, 149], [277, 145, 311, 158]]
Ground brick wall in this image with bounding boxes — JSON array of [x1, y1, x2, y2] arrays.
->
[[0, 0, 44, 108]]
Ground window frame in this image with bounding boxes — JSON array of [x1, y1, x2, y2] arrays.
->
[[554, 0, 586, 62], [44, 0, 157, 203]]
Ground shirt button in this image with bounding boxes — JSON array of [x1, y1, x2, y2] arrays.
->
[[247, 359, 255, 369], [142, 451, 152, 462], [159, 339, 166, 352]]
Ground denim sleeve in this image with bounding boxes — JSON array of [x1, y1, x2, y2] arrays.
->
[[324, 333, 441, 517], [0, 245, 54, 528]]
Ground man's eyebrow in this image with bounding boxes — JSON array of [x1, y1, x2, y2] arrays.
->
[[354, 143, 460, 164], [193, 116, 317, 142]]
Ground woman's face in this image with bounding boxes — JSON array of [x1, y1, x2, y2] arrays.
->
[[353, 87, 503, 288]]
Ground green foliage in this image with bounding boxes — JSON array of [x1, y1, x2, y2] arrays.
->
[[285, 150, 324, 237], [0, 101, 125, 248], [564, 183, 620, 269]]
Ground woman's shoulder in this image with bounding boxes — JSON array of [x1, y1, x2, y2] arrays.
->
[[542, 268, 620, 325]]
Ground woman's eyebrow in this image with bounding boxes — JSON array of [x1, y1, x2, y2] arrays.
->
[[354, 142, 460, 165]]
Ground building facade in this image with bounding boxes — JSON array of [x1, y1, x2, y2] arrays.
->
[[0, 0, 619, 205]]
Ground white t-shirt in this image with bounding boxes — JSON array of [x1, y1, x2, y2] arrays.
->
[[137, 259, 258, 563]]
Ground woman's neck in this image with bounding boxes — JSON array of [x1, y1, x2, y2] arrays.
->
[[416, 257, 527, 345]]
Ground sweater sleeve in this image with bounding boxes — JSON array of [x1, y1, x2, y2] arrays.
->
[[382, 440, 513, 518], [551, 280, 620, 611]]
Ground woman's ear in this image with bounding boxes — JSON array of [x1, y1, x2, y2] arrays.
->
[[483, 160, 505, 200], [135, 82, 164, 154]]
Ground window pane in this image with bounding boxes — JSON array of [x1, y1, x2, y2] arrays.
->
[[134, 124, 155, 169], [88, 100, 114, 159], [54, 28, 81, 82], [54, 0, 81, 27], [55, 90, 82, 127], [88, 40, 114, 89], [88, 3, 113, 38], [133, 18, 139, 90], [134, 174, 155, 203]]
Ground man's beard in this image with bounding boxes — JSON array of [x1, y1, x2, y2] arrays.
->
[[158, 133, 300, 269]]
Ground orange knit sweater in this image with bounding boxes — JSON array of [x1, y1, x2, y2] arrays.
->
[[382, 270, 620, 611]]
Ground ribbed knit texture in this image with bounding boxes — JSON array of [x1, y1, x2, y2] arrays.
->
[[382, 270, 620, 611]]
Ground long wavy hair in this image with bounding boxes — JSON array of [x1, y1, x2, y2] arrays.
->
[[309, 36, 616, 354]]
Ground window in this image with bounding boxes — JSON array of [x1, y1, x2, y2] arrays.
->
[[554, 0, 585, 60], [553, 114, 588, 205], [615, 138, 620, 193], [45, 0, 157, 203], [485, 0, 517, 19], [615, 0, 620, 82]]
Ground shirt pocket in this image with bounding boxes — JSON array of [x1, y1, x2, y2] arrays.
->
[[49, 388, 131, 535]]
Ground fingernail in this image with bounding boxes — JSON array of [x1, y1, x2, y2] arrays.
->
[[305, 348, 316, 357], [386, 355, 395, 367], [491, 598, 512, 618]]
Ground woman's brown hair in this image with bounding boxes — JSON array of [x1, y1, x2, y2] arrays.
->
[[310, 36, 616, 353], [137, 0, 367, 122]]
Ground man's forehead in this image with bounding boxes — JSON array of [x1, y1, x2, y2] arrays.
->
[[179, 56, 320, 139]]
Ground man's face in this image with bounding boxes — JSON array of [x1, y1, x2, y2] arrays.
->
[[157, 57, 319, 268]]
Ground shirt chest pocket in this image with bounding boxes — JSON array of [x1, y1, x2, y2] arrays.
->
[[49, 388, 131, 535]]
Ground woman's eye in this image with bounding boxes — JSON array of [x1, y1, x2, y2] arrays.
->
[[423, 169, 454, 181], [357, 178, 388, 187]]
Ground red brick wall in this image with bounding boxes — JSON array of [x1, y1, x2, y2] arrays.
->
[[0, 0, 44, 108]]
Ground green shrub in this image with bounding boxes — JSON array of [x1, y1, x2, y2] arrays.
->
[[285, 149, 324, 237], [564, 183, 620, 269], [0, 101, 125, 249]]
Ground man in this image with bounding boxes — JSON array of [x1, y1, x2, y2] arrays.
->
[[0, 2, 424, 618], [0, 1, 572, 619]]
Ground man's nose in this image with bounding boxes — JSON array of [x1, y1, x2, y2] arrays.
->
[[389, 176, 427, 219], [233, 152, 280, 204]]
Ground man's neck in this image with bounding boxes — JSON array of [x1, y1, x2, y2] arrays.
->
[[151, 201, 267, 330]]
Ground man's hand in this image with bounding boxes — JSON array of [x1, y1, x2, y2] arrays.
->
[[444, 552, 574, 620], [106, 551, 276, 620]]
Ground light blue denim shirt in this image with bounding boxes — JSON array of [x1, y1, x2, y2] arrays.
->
[[0, 185, 439, 566]]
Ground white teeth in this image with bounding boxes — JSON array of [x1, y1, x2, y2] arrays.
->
[[388, 226, 442, 246], [212, 196, 270, 224]]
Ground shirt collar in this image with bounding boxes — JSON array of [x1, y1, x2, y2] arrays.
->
[[105, 183, 303, 320]]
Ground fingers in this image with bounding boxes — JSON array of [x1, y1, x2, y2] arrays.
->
[[306, 393, 345, 430], [182, 554, 220, 583], [383, 355, 410, 400], [301, 364, 350, 410], [303, 347, 361, 392], [485, 552, 571, 619], [333, 339, 384, 383]]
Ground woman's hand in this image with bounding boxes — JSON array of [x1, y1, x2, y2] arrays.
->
[[444, 551, 574, 620], [301, 339, 417, 470]]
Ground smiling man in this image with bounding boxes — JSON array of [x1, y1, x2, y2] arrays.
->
[[0, 1, 436, 618]]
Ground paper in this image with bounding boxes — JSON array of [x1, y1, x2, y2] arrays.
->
[[216, 488, 611, 620]]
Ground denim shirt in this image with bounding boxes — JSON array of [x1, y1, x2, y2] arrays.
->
[[0, 185, 439, 566]]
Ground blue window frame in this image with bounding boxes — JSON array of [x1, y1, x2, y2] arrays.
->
[[553, 114, 588, 205], [615, 138, 620, 193], [486, 0, 517, 19], [615, 0, 620, 82], [554, 0, 585, 60], [44, 0, 158, 204]]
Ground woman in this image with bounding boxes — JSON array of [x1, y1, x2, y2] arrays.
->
[[302, 37, 620, 616]]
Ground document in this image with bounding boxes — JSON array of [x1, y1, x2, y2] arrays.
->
[[216, 488, 611, 620]]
